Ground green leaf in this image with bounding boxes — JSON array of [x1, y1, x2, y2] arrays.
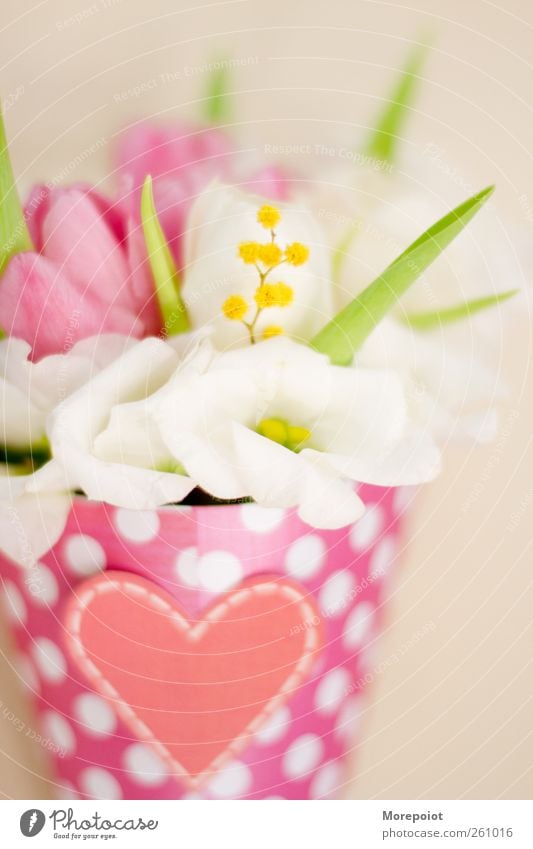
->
[[203, 58, 232, 125], [311, 185, 495, 365], [141, 175, 190, 335], [0, 107, 33, 274], [402, 289, 518, 331], [331, 221, 360, 284], [365, 39, 429, 165]]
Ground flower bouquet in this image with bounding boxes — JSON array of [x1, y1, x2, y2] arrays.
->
[[0, 46, 517, 800]]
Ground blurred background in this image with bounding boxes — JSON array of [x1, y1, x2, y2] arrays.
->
[[0, 0, 531, 799]]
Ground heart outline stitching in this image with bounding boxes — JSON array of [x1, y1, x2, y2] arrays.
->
[[64, 572, 323, 789]]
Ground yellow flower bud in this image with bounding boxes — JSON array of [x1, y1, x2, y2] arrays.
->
[[272, 282, 293, 307], [223, 294, 249, 321], [254, 282, 293, 309], [262, 325, 284, 339], [257, 204, 281, 229], [258, 242, 282, 267], [238, 241, 261, 264], [284, 242, 310, 266]]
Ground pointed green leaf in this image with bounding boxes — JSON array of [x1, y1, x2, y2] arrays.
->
[[311, 186, 495, 365], [141, 175, 190, 335], [203, 59, 232, 125], [365, 39, 429, 164], [0, 107, 33, 274], [402, 289, 518, 331]]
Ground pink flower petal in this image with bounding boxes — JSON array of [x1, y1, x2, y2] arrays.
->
[[0, 253, 144, 360], [24, 183, 128, 252], [115, 121, 234, 190], [40, 188, 131, 305]]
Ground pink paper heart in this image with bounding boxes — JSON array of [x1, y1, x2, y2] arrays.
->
[[64, 571, 322, 787]]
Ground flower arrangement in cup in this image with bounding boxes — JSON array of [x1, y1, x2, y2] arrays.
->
[[0, 44, 518, 565]]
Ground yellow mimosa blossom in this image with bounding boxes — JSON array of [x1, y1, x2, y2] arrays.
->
[[257, 204, 281, 229], [285, 242, 310, 266], [238, 242, 261, 263], [223, 295, 249, 321]]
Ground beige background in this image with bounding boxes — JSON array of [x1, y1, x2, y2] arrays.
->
[[0, 0, 532, 799]]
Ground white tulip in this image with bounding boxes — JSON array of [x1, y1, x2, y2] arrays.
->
[[305, 158, 523, 319], [301, 157, 517, 442], [181, 182, 333, 348]]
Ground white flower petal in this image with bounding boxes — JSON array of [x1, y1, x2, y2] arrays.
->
[[232, 425, 364, 528], [93, 403, 171, 469], [182, 182, 333, 347], [316, 427, 441, 487], [47, 337, 195, 508], [0, 471, 71, 566], [358, 318, 505, 444]]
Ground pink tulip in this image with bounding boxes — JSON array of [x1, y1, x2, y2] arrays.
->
[[0, 184, 160, 359], [0, 123, 291, 360], [115, 121, 291, 270]]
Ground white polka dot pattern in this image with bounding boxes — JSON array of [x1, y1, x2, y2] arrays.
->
[[370, 536, 397, 579], [198, 550, 243, 592], [32, 638, 67, 683], [0, 485, 404, 799], [285, 535, 326, 579], [319, 570, 354, 617], [114, 509, 160, 543], [41, 711, 76, 756], [2, 580, 26, 623], [282, 734, 324, 779], [73, 693, 116, 737], [349, 504, 384, 550], [309, 760, 344, 799], [175, 547, 199, 587], [28, 563, 58, 606], [64, 534, 106, 576], [343, 601, 376, 649], [207, 761, 252, 798], [123, 743, 168, 786], [79, 767, 123, 800], [256, 705, 291, 745], [314, 667, 351, 714]]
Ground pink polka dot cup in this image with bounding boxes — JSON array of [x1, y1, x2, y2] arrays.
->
[[0, 485, 411, 799]]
